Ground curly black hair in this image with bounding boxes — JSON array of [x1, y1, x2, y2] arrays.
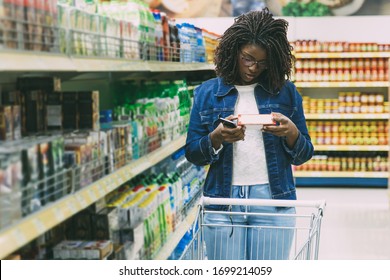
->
[[214, 8, 294, 91]]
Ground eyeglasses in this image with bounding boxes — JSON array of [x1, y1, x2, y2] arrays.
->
[[240, 52, 267, 68]]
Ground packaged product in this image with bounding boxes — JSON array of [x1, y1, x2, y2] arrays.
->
[[45, 92, 63, 131], [78, 90, 100, 131], [52, 240, 113, 259], [62, 91, 78, 130], [21, 141, 40, 215], [237, 114, 275, 126], [43, 0, 59, 52], [51, 136, 66, 200], [23, 0, 35, 50], [93, 207, 121, 241], [0, 106, 13, 140], [0, 147, 23, 229], [1, 0, 16, 49], [20, 90, 44, 134], [11, 105, 21, 140]]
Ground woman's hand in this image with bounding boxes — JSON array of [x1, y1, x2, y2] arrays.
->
[[262, 112, 299, 148], [210, 115, 246, 149]]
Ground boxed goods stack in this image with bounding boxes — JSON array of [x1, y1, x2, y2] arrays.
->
[[16, 77, 61, 135], [0, 0, 58, 51], [0, 135, 67, 222]]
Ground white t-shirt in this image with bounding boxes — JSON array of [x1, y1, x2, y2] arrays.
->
[[232, 84, 269, 186]]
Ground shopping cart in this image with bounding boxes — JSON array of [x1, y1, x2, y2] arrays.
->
[[180, 197, 326, 260]]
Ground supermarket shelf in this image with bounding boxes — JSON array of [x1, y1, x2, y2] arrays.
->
[[295, 171, 388, 187], [295, 52, 390, 59], [314, 145, 389, 151], [294, 171, 388, 178], [0, 135, 186, 259], [0, 51, 214, 72], [295, 81, 389, 88], [305, 113, 389, 120], [296, 177, 387, 187], [154, 201, 200, 260]]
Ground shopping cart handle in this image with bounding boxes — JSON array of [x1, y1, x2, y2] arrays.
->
[[201, 196, 326, 209]]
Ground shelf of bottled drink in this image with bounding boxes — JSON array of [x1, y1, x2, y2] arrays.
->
[[0, 134, 186, 259], [154, 195, 200, 260], [0, 2, 217, 260], [0, 50, 215, 73], [0, 7, 217, 73]]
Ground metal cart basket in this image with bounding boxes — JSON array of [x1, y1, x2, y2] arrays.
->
[[180, 197, 326, 260]]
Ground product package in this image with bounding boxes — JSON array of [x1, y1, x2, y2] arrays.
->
[[12, 106, 21, 140], [237, 114, 276, 126], [78, 91, 100, 131], [45, 92, 63, 131], [0, 106, 13, 140], [21, 90, 45, 134], [62, 91, 78, 130]]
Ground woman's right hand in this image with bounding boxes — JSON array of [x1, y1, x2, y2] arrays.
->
[[210, 115, 246, 149]]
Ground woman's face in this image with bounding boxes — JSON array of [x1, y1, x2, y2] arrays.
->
[[237, 44, 267, 85]]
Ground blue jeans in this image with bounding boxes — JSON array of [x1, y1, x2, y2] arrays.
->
[[203, 184, 296, 260]]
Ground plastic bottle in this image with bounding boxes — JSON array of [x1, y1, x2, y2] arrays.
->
[[152, 9, 163, 61], [177, 23, 191, 63], [158, 185, 172, 241], [138, 1, 156, 60], [160, 12, 170, 61], [188, 23, 197, 62], [139, 190, 159, 258], [168, 18, 180, 62], [195, 26, 206, 62]]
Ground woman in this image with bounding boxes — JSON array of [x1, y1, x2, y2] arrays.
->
[[185, 8, 313, 260]]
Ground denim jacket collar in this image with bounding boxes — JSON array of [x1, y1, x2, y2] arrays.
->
[[215, 77, 280, 97], [215, 78, 236, 97]]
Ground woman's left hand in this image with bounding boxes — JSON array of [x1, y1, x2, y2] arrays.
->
[[262, 112, 299, 148]]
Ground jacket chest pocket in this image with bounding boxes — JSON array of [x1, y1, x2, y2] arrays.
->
[[200, 109, 233, 132], [267, 104, 296, 118]]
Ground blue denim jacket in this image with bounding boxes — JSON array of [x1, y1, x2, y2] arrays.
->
[[185, 77, 313, 203]]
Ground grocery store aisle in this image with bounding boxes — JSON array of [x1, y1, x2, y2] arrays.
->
[[297, 187, 390, 260]]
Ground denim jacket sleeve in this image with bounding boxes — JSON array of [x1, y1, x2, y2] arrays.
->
[[185, 88, 221, 166], [281, 85, 314, 166]]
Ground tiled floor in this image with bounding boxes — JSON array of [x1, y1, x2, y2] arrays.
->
[[297, 187, 390, 260]]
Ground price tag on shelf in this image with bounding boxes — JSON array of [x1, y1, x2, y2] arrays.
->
[[103, 181, 112, 193], [309, 172, 324, 177], [32, 218, 46, 234], [88, 188, 98, 201], [131, 160, 150, 175], [117, 177, 124, 185], [53, 207, 65, 222], [118, 171, 127, 184], [67, 200, 79, 214], [97, 183, 106, 197], [76, 194, 88, 208], [352, 172, 364, 178], [11, 228, 27, 246], [367, 145, 386, 151], [318, 82, 328, 87], [317, 53, 329, 58]]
